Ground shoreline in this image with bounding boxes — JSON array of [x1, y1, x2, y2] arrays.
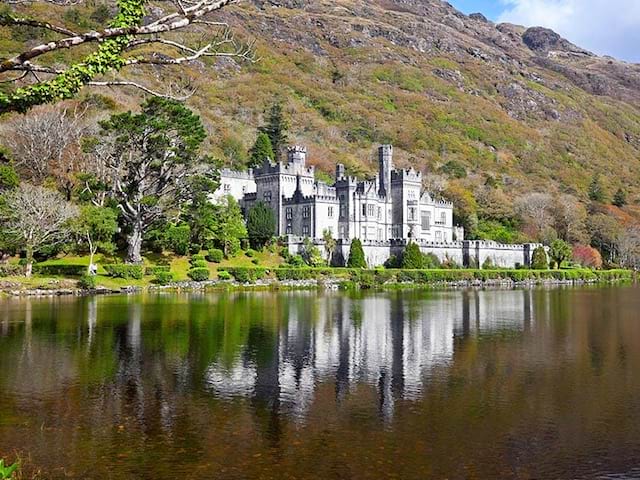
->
[[1, 270, 635, 297]]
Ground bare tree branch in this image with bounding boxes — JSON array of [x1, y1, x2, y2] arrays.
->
[[87, 80, 196, 100], [0, 13, 78, 36]]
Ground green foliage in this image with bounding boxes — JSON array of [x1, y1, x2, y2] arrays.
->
[[153, 271, 175, 285], [249, 132, 275, 168], [0, 264, 23, 277], [347, 239, 367, 268], [206, 249, 224, 263], [247, 201, 275, 249], [73, 205, 118, 258], [613, 188, 627, 207], [217, 270, 232, 280], [165, 224, 191, 256], [588, 174, 606, 202], [531, 246, 549, 270], [103, 264, 144, 279], [0, 459, 19, 479], [301, 237, 326, 267], [213, 195, 247, 257], [549, 239, 572, 269], [258, 101, 289, 159], [0, 0, 146, 113], [78, 274, 97, 289], [439, 160, 467, 179], [191, 260, 209, 269], [0, 164, 19, 191], [220, 267, 267, 283], [475, 219, 524, 244], [482, 257, 494, 269], [401, 242, 424, 269], [187, 267, 210, 282], [33, 264, 86, 276], [145, 265, 170, 275]]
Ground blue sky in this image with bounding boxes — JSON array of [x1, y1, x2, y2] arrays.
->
[[447, 0, 640, 63]]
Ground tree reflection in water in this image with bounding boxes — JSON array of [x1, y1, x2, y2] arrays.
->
[[1, 286, 639, 479]]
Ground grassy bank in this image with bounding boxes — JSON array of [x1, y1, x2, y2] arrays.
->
[[0, 252, 634, 294]]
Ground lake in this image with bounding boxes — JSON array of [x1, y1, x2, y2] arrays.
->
[[1, 286, 640, 479]]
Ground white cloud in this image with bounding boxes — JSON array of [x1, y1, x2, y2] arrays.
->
[[498, 0, 640, 62]]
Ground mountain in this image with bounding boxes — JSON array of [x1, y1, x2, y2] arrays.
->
[[3, 0, 640, 235]]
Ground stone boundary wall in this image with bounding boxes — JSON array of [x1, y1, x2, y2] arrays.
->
[[286, 237, 542, 269]]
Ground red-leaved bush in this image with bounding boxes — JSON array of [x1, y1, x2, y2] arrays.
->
[[572, 245, 603, 269]]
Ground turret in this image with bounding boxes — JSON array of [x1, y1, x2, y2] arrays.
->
[[336, 163, 346, 181], [378, 144, 393, 196], [287, 145, 307, 167]]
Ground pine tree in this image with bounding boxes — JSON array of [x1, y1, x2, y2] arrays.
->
[[248, 133, 275, 168], [401, 242, 424, 269], [613, 188, 627, 207], [258, 102, 289, 160], [588, 174, 606, 203], [247, 201, 275, 249], [531, 246, 549, 270], [347, 238, 367, 268]]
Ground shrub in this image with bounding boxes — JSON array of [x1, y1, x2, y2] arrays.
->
[[103, 264, 144, 279], [187, 267, 210, 282], [572, 244, 603, 269], [423, 253, 441, 269], [251, 258, 260, 265], [191, 260, 209, 269], [384, 255, 400, 268], [145, 265, 171, 276], [549, 239, 572, 269], [531, 247, 549, 270], [78, 274, 97, 289], [221, 267, 267, 283], [165, 224, 191, 256], [190, 255, 206, 265], [482, 257, 494, 269], [0, 264, 23, 277], [287, 254, 306, 267], [33, 264, 87, 276], [347, 239, 367, 268], [206, 249, 224, 263], [247, 201, 276, 249], [401, 242, 424, 269], [217, 270, 232, 281], [245, 248, 257, 258], [154, 271, 175, 285]]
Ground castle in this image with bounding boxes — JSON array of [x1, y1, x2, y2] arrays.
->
[[213, 144, 539, 268], [214, 145, 461, 243]]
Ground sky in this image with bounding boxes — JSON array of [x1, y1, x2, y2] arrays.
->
[[448, 0, 640, 62]]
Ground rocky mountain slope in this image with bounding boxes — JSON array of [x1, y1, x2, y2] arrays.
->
[[3, 0, 640, 226]]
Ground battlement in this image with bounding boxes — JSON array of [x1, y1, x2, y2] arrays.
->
[[391, 167, 422, 183], [255, 158, 315, 178], [220, 168, 255, 180]]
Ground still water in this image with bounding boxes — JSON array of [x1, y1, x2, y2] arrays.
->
[[1, 286, 640, 479]]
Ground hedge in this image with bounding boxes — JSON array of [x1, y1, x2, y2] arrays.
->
[[154, 271, 175, 285], [145, 265, 171, 276], [33, 264, 87, 276], [219, 267, 267, 283], [206, 249, 224, 263], [187, 268, 210, 282], [103, 264, 144, 280]]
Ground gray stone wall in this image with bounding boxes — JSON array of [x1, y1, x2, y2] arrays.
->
[[286, 237, 540, 269]]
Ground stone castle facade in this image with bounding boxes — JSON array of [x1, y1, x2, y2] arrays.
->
[[213, 144, 539, 268], [214, 144, 461, 243]]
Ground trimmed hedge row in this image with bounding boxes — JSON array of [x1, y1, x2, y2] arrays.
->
[[103, 264, 144, 280], [219, 267, 268, 283], [33, 264, 87, 276], [145, 265, 171, 276], [221, 267, 633, 285]]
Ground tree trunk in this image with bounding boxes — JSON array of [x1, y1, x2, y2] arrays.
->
[[25, 245, 34, 277], [126, 222, 144, 264]]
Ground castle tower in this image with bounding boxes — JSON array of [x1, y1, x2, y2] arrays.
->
[[378, 145, 393, 197], [287, 145, 307, 174]]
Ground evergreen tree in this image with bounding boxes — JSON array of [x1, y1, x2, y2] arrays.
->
[[613, 188, 627, 207], [401, 242, 424, 269], [323, 229, 337, 266], [247, 201, 275, 249], [549, 239, 572, 269], [588, 174, 606, 202], [347, 238, 367, 268], [249, 133, 275, 168], [531, 246, 549, 270], [258, 102, 289, 160]]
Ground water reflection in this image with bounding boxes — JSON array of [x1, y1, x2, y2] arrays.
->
[[2, 287, 640, 480]]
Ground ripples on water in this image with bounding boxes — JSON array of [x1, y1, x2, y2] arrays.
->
[[1, 286, 639, 479]]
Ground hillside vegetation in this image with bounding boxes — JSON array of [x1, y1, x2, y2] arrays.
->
[[1, 0, 640, 255]]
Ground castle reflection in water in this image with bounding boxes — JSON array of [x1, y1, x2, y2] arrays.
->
[[201, 289, 535, 421]]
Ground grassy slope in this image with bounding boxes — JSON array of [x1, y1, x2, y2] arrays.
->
[[1, 1, 639, 225]]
